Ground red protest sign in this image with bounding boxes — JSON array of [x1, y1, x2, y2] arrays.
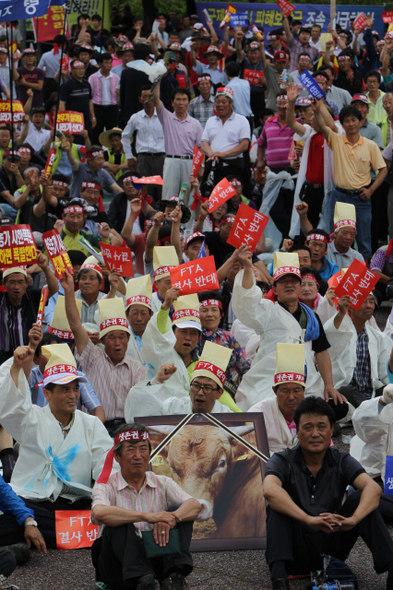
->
[[0, 100, 25, 124], [0, 225, 37, 268], [334, 259, 378, 310], [383, 10, 393, 22], [44, 145, 57, 177], [227, 204, 269, 253], [136, 176, 164, 185], [353, 13, 367, 32], [208, 178, 237, 213], [277, 0, 295, 17], [170, 255, 219, 295], [56, 111, 84, 135], [55, 510, 99, 550], [100, 242, 134, 277], [243, 69, 265, 87], [42, 230, 74, 279], [192, 144, 204, 177], [33, 6, 70, 43], [36, 287, 49, 327]]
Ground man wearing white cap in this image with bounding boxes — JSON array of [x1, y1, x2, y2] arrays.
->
[[0, 341, 114, 549], [201, 86, 251, 194], [62, 270, 147, 435], [190, 44, 227, 86], [125, 341, 234, 421], [232, 248, 347, 415], [0, 252, 58, 365], [125, 275, 154, 369], [139, 292, 238, 413], [249, 343, 306, 454]]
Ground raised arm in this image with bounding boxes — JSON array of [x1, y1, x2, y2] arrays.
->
[[286, 83, 306, 136], [281, 13, 293, 44], [121, 197, 142, 246], [62, 137, 79, 172], [61, 269, 90, 355], [145, 211, 165, 264], [312, 97, 330, 140], [36, 252, 59, 297], [152, 78, 163, 113], [170, 205, 183, 263], [235, 30, 245, 64]]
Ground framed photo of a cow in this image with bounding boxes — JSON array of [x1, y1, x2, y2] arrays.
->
[[137, 413, 269, 551]]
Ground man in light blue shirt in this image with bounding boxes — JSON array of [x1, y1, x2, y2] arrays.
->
[[225, 61, 253, 119], [190, 44, 227, 86]]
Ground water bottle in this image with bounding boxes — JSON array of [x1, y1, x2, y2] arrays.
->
[[178, 182, 188, 203], [280, 68, 288, 90]]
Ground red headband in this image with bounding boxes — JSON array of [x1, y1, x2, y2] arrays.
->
[[273, 266, 301, 282], [220, 216, 235, 224], [63, 206, 83, 214], [43, 363, 77, 381], [153, 265, 175, 278], [307, 233, 328, 244], [127, 295, 152, 308], [81, 262, 102, 277], [173, 308, 200, 322], [85, 150, 103, 159], [72, 60, 85, 68], [100, 317, 129, 332], [274, 372, 305, 385], [194, 360, 226, 385], [123, 175, 139, 184], [82, 181, 101, 191], [52, 180, 69, 188], [18, 147, 31, 154], [48, 326, 74, 340], [144, 219, 155, 227], [302, 274, 319, 286], [334, 219, 356, 231], [97, 430, 150, 484], [200, 299, 223, 310]]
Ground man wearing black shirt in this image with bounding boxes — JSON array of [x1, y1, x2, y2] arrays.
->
[[59, 60, 96, 138], [119, 44, 150, 129], [264, 396, 393, 590]]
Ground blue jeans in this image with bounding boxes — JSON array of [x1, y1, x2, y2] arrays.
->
[[328, 187, 372, 260], [0, 203, 17, 221]]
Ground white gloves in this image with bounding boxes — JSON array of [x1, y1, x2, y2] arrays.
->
[[382, 384, 393, 405]]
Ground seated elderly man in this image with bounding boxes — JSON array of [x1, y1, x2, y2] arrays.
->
[[125, 341, 232, 422], [324, 292, 393, 408], [141, 290, 239, 413], [62, 270, 147, 435], [0, 335, 114, 550], [91, 422, 201, 590], [249, 343, 306, 454]]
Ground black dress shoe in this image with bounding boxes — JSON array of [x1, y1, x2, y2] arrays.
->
[[272, 579, 289, 590], [5, 543, 30, 565]]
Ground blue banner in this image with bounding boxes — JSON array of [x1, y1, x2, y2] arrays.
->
[[0, 0, 51, 21], [385, 455, 393, 495], [299, 70, 326, 99], [196, 3, 385, 38]]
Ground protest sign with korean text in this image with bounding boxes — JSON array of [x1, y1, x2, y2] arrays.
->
[[383, 10, 393, 23], [56, 111, 84, 135], [353, 12, 367, 32], [230, 12, 249, 26], [100, 242, 134, 277], [44, 145, 57, 177], [208, 178, 237, 213], [33, 5, 70, 42], [0, 0, 50, 23], [0, 100, 25, 124], [0, 225, 37, 268], [277, 0, 295, 17], [227, 204, 269, 252], [36, 287, 49, 327], [243, 69, 265, 87], [334, 259, 378, 310], [42, 230, 74, 279], [170, 256, 219, 295], [135, 176, 164, 185], [299, 70, 326, 100], [55, 510, 99, 550], [192, 145, 204, 177]]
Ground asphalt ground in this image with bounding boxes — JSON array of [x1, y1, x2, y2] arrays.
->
[[6, 304, 393, 590]]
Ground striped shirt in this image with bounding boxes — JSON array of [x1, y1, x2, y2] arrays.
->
[[77, 340, 147, 420], [92, 470, 192, 537], [352, 328, 372, 397], [257, 115, 295, 169], [88, 70, 119, 106]]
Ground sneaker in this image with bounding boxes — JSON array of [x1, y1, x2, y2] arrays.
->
[[161, 571, 188, 590], [272, 579, 289, 590], [0, 574, 19, 590], [5, 543, 30, 565], [135, 574, 160, 590]]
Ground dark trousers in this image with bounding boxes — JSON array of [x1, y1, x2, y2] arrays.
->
[[92, 519, 193, 590], [202, 157, 251, 200], [93, 104, 119, 145], [136, 153, 165, 201], [0, 548, 16, 578], [266, 491, 393, 577], [300, 182, 324, 229], [0, 497, 92, 550], [371, 181, 389, 255], [338, 384, 383, 409]]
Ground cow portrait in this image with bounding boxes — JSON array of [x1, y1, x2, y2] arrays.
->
[[141, 414, 268, 551]]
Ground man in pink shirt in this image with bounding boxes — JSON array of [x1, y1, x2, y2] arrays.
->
[[92, 422, 201, 590]]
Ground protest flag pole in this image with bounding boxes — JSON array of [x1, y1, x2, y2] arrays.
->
[[9, 24, 13, 161]]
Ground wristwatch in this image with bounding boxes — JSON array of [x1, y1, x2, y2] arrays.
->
[[25, 519, 38, 527]]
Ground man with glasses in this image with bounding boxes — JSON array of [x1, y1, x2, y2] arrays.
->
[[125, 339, 234, 421]]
